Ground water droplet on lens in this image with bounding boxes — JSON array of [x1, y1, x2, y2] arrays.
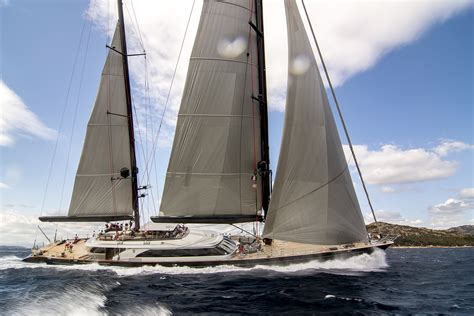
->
[[290, 54, 311, 75], [217, 36, 247, 58]]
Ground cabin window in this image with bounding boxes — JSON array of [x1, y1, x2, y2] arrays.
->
[[89, 247, 126, 254], [89, 247, 106, 253], [136, 247, 227, 257]]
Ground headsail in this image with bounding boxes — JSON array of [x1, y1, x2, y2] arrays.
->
[[154, 0, 263, 223], [40, 23, 134, 222], [263, 0, 367, 244]]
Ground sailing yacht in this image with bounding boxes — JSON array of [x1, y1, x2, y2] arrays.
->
[[24, 0, 395, 267]]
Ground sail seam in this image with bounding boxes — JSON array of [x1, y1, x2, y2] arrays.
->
[[178, 114, 254, 118], [88, 123, 128, 126], [220, 2, 251, 12], [70, 177, 122, 215], [190, 56, 256, 66], [102, 74, 123, 77], [166, 172, 254, 176], [76, 173, 125, 177], [274, 165, 349, 212]]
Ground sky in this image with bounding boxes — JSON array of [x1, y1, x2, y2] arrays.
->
[[0, 0, 473, 246]]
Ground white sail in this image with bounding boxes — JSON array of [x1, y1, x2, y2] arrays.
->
[[158, 0, 262, 222], [65, 23, 134, 219], [263, 0, 367, 245]]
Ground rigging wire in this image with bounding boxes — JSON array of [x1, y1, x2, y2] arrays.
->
[[128, 0, 197, 220], [301, 0, 380, 234], [144, 0, 196, 173], [58, 5, 95, 212], [123, 1, 157, 218], [128, 0, 145, 51], [143, 55, 159, 217], [39, 7, 90, 216], [35, 3, 95, 247], [146, 58, 161, 216], [231, 224, 258, 238], [122, 0, 157, 219], [147, 59, 161, 216], [132, 93, 158, 219]]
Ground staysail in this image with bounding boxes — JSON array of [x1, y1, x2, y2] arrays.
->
[[263, 0, 368, 244], [40, 22, 135, 222], [153, 0, 263, 223]]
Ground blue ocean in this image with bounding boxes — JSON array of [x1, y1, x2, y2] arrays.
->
[[0, 246, 473, 315]]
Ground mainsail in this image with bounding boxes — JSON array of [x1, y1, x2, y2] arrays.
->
[[154, 0, 263, 223], [40, 22, 135, 222], [263, 0, 368, 244]]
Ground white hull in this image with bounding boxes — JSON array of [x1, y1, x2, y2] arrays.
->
[[24, 228, 395, 267]]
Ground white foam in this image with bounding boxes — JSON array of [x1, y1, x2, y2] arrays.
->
[[91, 248, 387, 276], [7, 280, 172, 316], [0, 255, 22, 262], [119, 305, 172, 316], [1, 248, 388, 276], [250, 248, 388, 274], [324, 294, 363, 302], [8, 285, 108, 316], [0, 255, 48, 270]]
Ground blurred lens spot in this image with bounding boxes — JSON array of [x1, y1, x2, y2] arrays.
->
[[290, 55, 311, 75], [217, 36, 247, 58]]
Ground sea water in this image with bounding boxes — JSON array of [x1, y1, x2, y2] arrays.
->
[[0, 247, 473, 315]]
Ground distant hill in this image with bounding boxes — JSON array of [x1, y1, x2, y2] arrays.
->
[[366, 222, 474, 247], [447, 225, 474, 236]]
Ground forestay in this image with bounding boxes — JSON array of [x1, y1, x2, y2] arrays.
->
[[41, 23, 134, 222], [157, 0, 262, 222], [263, 0, 367, 245]]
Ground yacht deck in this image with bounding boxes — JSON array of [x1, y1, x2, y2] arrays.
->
[[30, 237, 383, 265]]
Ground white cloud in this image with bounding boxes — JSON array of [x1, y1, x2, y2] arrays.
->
[[434, 140, 474, 156], [460, 188, 474, 199], [0, 182, 9, 189], [0, 80, 56, 146], [343, 143, 464, 185], [0, 0, 9, 7], [268, 0, 473, 111], [429, 214, 467, 230], [85, 0, 473, 130], [411, 219, 424, 225], [428, 188, 474, 228], [380, 186, 396, 193], [0, 210, 98, 247], [3, 165, 22, 187], [429, 188, 474, 215], [365, 209, 422, 226], [429, 198, 473, 215], [300, 0, 472, 87]]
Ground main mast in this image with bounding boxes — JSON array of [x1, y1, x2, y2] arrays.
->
[[117, 0, 140, 230], [254, 0, 271, 218]]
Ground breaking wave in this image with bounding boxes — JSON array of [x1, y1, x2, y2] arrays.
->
[[2, 247, 473, 314], [9, 285, 108, 316], [7, 282, 172, 316], [0, 255, 39, 271]]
